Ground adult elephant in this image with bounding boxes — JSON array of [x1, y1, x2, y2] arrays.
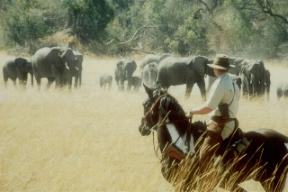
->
[[240, 60, 266, 97], [3, 57, 33, 86], [141, 62, 158, 89], [139, 53, 172, 69], [32, 47, 75, 88], [156, 55, 213, 99], [114, 59, 137, 90]]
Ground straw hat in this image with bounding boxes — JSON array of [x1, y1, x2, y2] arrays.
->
[[208, 54, 234, 70]]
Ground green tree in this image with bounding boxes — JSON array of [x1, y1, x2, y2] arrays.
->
[[64, 0, 114, 42], [1, 0, 65, 46]]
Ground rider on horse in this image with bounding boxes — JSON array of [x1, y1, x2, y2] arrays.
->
[[189, 54, 241, 170]]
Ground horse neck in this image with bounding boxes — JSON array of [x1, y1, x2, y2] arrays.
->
[[158, 95, 189, 135]]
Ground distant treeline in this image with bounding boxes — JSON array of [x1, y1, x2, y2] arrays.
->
[[0, 0, 288, 58]]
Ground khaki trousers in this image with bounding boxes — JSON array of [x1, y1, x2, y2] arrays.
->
[[199, 119, 237, 171]]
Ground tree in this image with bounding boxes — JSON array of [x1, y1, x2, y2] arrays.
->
[[64, 0, 114, 42]]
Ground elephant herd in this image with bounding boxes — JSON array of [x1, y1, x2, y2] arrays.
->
[[121, 54, 288, 100], [3, 50, 287, 99], [2, 46, 83, 89], [110, 53, 288, 100], [138, 54, 280, 100], [208, 57, 271, 98]]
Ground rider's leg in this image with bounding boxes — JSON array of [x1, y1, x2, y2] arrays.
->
[[199, 121, 222, 172]]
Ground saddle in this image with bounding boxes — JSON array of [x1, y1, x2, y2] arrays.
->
[[218, 127, 250, 155]]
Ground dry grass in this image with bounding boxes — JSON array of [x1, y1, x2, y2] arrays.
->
[[0, 52, 288, 191]]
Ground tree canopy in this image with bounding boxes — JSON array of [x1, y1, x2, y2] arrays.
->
[[0, 0, 287, 58]]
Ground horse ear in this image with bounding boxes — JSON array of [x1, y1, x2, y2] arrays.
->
[[161, 87, 168, 94], [143, 84, 154, 99]]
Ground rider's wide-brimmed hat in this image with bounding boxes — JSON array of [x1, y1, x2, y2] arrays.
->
[[208, 54, 235, 70]]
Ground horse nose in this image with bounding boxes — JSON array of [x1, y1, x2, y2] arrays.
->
[[138, 119, 151, 136]]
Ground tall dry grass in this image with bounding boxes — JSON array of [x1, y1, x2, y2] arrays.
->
[[0, 52, 288, 191]]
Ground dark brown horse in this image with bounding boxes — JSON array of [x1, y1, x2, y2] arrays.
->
[[138, 85, 288, 191]]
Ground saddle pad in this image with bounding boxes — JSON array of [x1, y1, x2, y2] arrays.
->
[[166, 123, 195, 154]]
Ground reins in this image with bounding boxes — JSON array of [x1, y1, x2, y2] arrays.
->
[[144, 93, 173, 160], [142, 93, 192, 160], [143, 93, 166, 118]]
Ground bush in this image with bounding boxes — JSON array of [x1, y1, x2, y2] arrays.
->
[[1, 0, 65, 48]]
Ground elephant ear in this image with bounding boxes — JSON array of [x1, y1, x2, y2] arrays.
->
[[60, 48, 73, 59], [187, 56, 195, 67]]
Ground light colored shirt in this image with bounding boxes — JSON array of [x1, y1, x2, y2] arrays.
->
[[206, 73, 240, 118]]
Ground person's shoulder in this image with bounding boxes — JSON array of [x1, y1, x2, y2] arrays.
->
[[211, 77, 225, 92]]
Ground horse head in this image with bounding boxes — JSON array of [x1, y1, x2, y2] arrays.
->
[[139, 83, 206, 137], [138, 84, 167, 136]]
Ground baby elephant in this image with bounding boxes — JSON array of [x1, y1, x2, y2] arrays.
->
[[277, 84, 288, 99], [128, 76, 142, 91], [99, 75, 113, 89], [3, 57, 33, 87]]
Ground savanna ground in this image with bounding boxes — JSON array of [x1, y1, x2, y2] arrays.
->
[[0, 51, 288, 192]]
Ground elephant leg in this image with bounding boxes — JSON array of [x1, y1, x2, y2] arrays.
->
[[74, 76, 78, 88], [55, 75, 62, 88], [36, 78, 41, 89], [12, 78, 17, 86], [243, 79, 250, 97], [21, 74, 28, 87], [79, 72, 82, 87], [47, 78, 54, 89], [196, 79, 206, 101], [127, 80, 131, 91], [277, 89, 282, 100], [108, 82, 111, 90], [120, 80, 124, 91], [185, 83, 194, 99], [30, 73, 34, 86], [66, 76, 72, 89], [3, 73, 8, 87]]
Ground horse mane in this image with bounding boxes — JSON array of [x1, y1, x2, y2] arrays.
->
[[156, 93, 191, 135]]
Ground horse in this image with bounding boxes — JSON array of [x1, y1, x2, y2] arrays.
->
[[138, 85, 288, 191]]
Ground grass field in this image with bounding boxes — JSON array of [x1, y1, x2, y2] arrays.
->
[[0, 52, 288, 191]]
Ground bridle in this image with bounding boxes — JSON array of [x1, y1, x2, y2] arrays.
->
[[141, 93, 172, 160], [142, 93, 170, 132]]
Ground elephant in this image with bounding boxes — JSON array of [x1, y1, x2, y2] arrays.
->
[[128, 76, 142, 91], [141, 62, 158, 89], [263, 69, 271, 98], [156, 55, 213, 99], [70, 51, 83, 88], [277, 83, 288, 99], [139, 53, 172, 69], [99, 74, 112, 89], [3, 57, 33, 87], [240, 60, 267, 97], [114, 59, 137, 90], [114, 61, 125, 90], [32, 47, 76, 88]]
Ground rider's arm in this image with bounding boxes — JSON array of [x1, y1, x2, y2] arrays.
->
[[190, 106, 213, 115], [190, 80, 224, 115]]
